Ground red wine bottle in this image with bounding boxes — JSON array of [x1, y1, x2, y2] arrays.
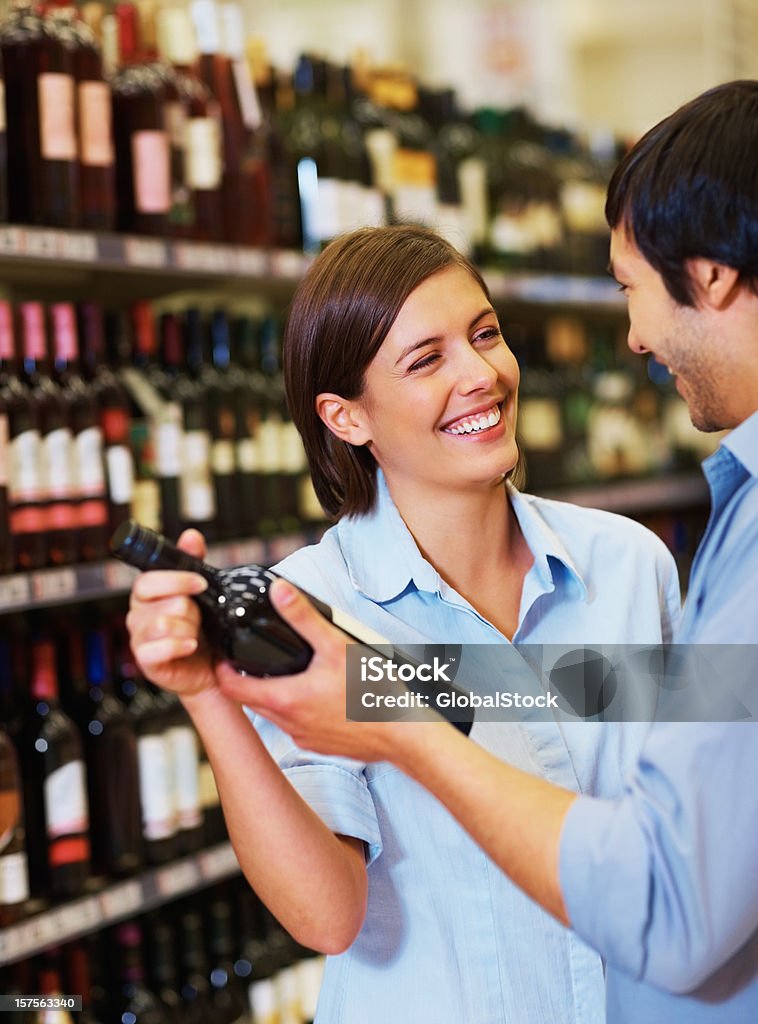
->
[[19, 301, 78, 566], [22, 634, 92, 900], [111, 921, 172, 1024], [0, 313, 12, 576], [50, 302, 109, 562], [0, 722, 30, 926]]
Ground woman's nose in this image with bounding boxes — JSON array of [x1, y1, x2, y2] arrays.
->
[[455, 345, 499, 392]]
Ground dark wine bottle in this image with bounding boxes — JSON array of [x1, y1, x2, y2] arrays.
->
[[60, 624, 143, 878], [207, 309, 240, 541], [0, 308, 12, 575], [177, 308, 216, 540], [50, 302, 109, 562], [0, 46, 8, 223], [206, 898, 250, 1024], [153, 311, 185, 540], [145, 918, 184, 1024], [63, 939, 106, 1024], [0, 299, 46, 571], [110, 519, 473, 734], [0, 721, 30, 926], [228, 313, 266, 538], [22, 634, 92, 900], [177, 909, 225, 1024], [19, 301, 79, 567], [111, 921, 172, 1024]]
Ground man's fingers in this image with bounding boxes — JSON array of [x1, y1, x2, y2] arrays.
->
[[215, 660, 292, 712], [269, 579, 346, 659], [177, 528, 207, 560]]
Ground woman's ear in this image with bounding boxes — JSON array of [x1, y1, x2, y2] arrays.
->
[[315, 392, 373, 446]]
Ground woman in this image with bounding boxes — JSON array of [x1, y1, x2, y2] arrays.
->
[[127, 225, 681, 1024]]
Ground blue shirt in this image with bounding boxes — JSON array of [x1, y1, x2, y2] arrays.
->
[[254, 474, 681, 1024], [561, 410, 758, 1024]]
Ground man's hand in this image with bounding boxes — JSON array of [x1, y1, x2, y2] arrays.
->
[[215, 578, 433, 761]]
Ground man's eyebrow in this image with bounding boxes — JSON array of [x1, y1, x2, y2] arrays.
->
[[394, 307, 496, 366]]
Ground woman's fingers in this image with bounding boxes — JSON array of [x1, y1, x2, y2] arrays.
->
[[131, 569, 207, 603], [135, 636, 199, 670], [177, 528, 207, 560]]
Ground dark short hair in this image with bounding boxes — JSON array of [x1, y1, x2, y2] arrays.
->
[[283, 225, 492, 519], [605, 79, 758, 305]]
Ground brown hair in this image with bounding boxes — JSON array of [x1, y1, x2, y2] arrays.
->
[[283, 225, 493, 520]]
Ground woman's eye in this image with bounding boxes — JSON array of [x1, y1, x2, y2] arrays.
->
[[408, 353, 440, 373], [474, 327, 502, 344]]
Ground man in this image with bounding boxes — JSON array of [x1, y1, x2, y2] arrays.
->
[[219, 80, 758, 1022]]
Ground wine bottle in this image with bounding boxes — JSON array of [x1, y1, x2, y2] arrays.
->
[[111, 921, 172, 1024], [0, 47, 8, 224], [80, 303, 136, 536], [177, 308, 216, 540], [156, 688, 203, 856], [19, 301, 79, 567], [228, 313, 266, 538], [22, 634, 92, 900], [0, 308, 12, 575], [59, 623, 143, 878], [62, 939, 106, 1024], [206, 898, 251, 1024], [1, 299, 46, 572], [177, 909, 224, 1024], [0, 0, 80, 228], [207, 308, 240, 541], [145, 918, 184, 1024], [50, 302, 109, 562], [110, 519, 474, 734], [0, 721, 30, 926], [110, 1, 171, 236]]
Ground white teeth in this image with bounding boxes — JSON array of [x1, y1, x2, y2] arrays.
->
[[444, 404, 501, 435]]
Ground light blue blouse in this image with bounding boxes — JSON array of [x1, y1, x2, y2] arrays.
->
[[251, 475, 682, 1024]]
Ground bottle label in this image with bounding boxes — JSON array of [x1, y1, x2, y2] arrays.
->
[[78, 80, 114, 167], [0, 413, 8, 487], [44, 760, 89, 839], [236, 436, 260, 473], [105, 444, 135, 505], [0, 81, 6, 134], [180, 430, 216, 521], [137, 734, 177, 841], [257, 418, 283, 473], [131, 479, 161, 532], [249, 979, 278, 1024], [185, 117, 223, 191], [38, 72, 77, 161], [44, 427, 77, 497], [131, 130, 171, 214], [154, 405, 183, 477], [231, 57, 262, 129], [314, 178, 342, 243], [211, 438, 236, 475], [168, 725, 202, 830], [75, 426, 106, 496], [100, 406, 130, 445], [0, 850, 30, 906], [9, 429, 44, 503]]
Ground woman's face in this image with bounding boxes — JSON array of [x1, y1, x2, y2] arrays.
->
[[353, 264, 520, 498]]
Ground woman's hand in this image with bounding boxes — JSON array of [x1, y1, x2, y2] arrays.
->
[[126, 528, 218, 700]]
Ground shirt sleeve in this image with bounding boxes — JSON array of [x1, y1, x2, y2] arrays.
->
[[560, 720, 758, 994], [246, 709, 384, 865]]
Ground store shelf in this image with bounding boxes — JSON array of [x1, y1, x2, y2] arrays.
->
[[0, 224, 627, 309], [0, 842, 241, 966], [541, 473, 709, 515], [0, 532, 310, 613]]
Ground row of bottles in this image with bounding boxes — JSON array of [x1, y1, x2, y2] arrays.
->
[[0, 881, 325, 1023], [0, 603, 226, 917], [511, 313, 721, 493], [0, 295, 318, 575], [0, 0, 617, 270]]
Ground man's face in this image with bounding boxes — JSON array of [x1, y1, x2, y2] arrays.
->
[[609, 226, 731, 432]]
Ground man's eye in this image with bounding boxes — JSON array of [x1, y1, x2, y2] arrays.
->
[[616, 283, 629, 293]]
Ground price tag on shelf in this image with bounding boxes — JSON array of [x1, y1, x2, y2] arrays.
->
[[56, 896, 101, 935], [269, 249, 310, 279], [198, 844, 240, 881], [31, 568, 77, 603], [104, 560, 138, 590], [22, 229, 62, 260], [0, 226, 24, 256], [174, 242, 211, 272], [233, 247, 267, 277], [19, 912, 62, 952], [124, 237, 169, 268], [59, 232, 98, 262], [0, 573, 31, 610], [100, 880, 143, 920], [156, 859, 200, 898]]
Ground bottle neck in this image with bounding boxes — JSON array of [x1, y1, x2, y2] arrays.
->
[[50, 303, 82, 375], [19, 303, 50, 376], [30, 641, 60, 703]]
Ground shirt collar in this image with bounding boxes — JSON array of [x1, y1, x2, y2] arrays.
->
[[720, 408, 758, 477], [336, 471, 588, 603]]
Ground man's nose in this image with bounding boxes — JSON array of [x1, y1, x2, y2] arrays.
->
[[626, 326, 649, 356]]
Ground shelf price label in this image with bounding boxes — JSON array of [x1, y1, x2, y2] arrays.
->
[[270, 249, 311, 279], [104, 560, 138, 590], [198, 843, 240, 881], [0, 226, 24, 256], [21, 230, 62, 260], [58, 232, 98, 262], [156, 859, 200, 898], [124, 237, 169, 268], [100, 880, 143, 920], [31, 568, 77, 603], [0, 573, 31, 610], [233, 247, 267, 277]]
